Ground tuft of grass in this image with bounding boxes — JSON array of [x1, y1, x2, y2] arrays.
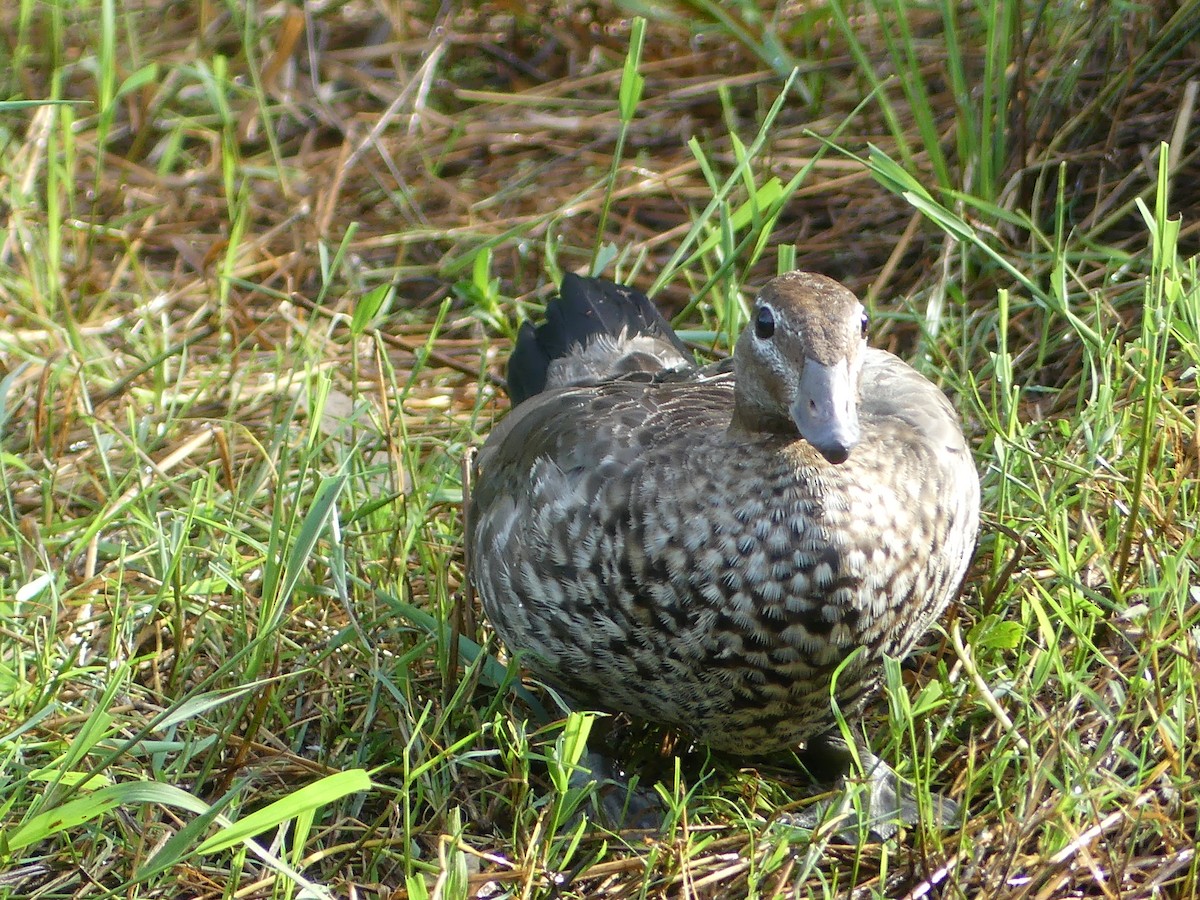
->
[[0, 1, 1197, 897]]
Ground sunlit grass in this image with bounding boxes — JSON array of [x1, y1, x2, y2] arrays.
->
[[0, 0, 1196, 897]]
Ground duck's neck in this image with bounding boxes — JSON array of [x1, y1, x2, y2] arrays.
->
[[728, 401, 800, 438]]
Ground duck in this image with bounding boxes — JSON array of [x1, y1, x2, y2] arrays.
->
[[468, 271, 980, 825]]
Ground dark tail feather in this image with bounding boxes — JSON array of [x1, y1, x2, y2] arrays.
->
[[506, 273, 690, 404]]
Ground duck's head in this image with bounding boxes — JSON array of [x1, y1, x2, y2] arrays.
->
[[732, 271, 868, 464]]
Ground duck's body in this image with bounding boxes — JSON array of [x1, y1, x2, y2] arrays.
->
[[470, 272, 979, 757]]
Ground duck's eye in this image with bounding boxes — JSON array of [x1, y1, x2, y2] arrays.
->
[[859, 312, 869, 338], [755, 305, 776, 339]]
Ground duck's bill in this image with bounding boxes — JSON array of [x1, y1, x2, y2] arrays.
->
[[792, 358, 861, 464]]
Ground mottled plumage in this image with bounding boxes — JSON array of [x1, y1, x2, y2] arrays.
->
[[469, 271, 979, 758]]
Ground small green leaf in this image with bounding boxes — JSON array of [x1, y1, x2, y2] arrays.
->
[[27, 769, 110, 790], [350, 283, 393, 335], [969, 615, 1024, 652], [591, 243, 619, 277], [617, 18, 646, 121], [6, 782, 210, 851], [405, 873, 431, 900], [729, 177, 784, 230], [115, 63, 159, 101], [910, 678, 947, 717], [195, 769, 371, 855], [155, 680, 284, 731]]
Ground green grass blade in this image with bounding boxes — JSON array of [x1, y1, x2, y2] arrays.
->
[[195, 769, 371, 855]]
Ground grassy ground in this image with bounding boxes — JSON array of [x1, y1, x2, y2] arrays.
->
[[1, 0, 1198, 897]]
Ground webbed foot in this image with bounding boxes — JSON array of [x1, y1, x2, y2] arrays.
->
[[569, 750, 665, 830], [783, 733, 960, 840]]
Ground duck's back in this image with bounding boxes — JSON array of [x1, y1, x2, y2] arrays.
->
[[469, 275, 978, 755]]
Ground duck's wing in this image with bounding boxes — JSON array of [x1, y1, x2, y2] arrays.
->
[[472, 373, 734, 514], [482, 271, 730, 508], [506, 273, 693, 404], [859, 348, 973, 458]]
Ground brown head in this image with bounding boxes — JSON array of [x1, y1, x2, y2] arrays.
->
[[731, 271, 868, 463]]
